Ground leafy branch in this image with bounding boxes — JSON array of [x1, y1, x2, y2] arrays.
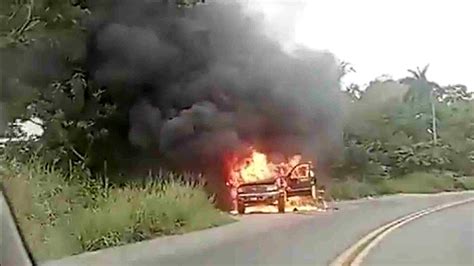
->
[[14, 0, 37, 37]]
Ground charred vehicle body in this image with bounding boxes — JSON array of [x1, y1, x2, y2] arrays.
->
[[235, 162, 323, 214]]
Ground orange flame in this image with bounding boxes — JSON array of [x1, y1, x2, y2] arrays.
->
[[228, 148, 302, 186], [226, 148, 326, 214]]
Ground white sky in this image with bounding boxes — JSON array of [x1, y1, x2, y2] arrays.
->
[[247, 0, 474, 90]]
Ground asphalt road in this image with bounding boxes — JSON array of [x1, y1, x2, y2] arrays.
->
[[1, 192, 33, 266], [43, 192, 474, 266], [364, 201, 474, 266]]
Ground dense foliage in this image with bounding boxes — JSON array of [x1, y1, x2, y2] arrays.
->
[[1, 0, 203, 173], [1, 0, 473, 182], [336, 71, 473, 180]]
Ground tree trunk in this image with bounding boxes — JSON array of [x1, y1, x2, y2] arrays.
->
[[431, 96, 438, 144]]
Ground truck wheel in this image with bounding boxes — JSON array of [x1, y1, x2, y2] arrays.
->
[[311, 184, 317, 200], [237, 202, 245, 214], [277, 195, 285, 213]]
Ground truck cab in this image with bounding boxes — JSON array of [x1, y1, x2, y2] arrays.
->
[[284, 162, 318, 199]]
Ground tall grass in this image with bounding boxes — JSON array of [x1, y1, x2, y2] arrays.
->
[[329, 172, 461, 200], [381, 172, 455, 194], [328, 179, 377, 200], [0, 156, 233, 262]]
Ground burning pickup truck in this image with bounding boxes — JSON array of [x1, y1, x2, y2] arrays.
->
[[235, 179, 285, 214], [228, 150, 324, 214]]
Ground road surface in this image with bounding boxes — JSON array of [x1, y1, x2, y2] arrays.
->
[[43, 192, 474, 266], [1, 192, 33, 266], [364, 201, 474, 266]]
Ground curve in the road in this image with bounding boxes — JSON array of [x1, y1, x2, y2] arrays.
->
[[364, 202, 474, 266], [331, 197, 474, 266]]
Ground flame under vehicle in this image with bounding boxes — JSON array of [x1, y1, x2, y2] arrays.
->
[[235, 162, 321, 214]]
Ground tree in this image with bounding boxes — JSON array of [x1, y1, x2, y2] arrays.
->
[[337, 69, 473, 179], [400, 65, 439, 144], [435, 84, 472, 104], [1, 1, 116, 172], [436, 101, 474, 175], [1, 0, 210, 175]]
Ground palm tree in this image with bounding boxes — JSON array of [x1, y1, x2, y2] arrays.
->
[[400, 65, 439, 144]]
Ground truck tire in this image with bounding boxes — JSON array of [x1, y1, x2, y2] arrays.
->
[[237, 202, 245, 214], [311, 184, 318, 200], [277, 195, 285, 213]]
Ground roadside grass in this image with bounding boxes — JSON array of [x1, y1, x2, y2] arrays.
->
[[328, 179, 378, 200], [381, 172, 455, 194], [329, 172, 463, 200], [0, 157, 233, 262]]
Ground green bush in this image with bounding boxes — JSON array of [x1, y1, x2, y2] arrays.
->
[[0, 157, 233, 261], [454, 176, 474, 190]]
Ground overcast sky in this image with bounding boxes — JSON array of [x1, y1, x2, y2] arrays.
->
[[247, 0, 473, 90]]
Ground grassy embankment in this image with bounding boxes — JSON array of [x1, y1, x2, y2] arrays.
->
[[0, 156, 233, 262], [329, 172, 474, 200]]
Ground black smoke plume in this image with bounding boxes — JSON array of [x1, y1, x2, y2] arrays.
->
[[86, 0, 343, 172]]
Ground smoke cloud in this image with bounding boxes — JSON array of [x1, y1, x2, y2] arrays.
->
[[87, 0, 343, 171], [0, 103, 6, 135]]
